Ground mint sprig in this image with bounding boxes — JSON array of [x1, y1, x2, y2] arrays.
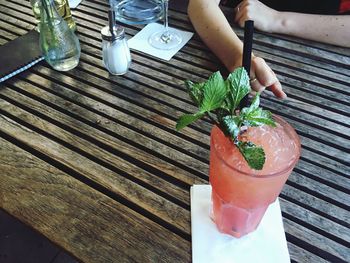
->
[[176, 67, 276, 170], [200, 71, 227, 112], [226, 67, 251, 111], [237, 141, 265, 170]]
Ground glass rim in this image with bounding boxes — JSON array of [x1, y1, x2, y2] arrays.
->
[[211, 114, 301, 178]]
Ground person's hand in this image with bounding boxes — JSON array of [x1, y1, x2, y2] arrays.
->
[[234, 0, 279, 32], [247, 57, 286, 99]]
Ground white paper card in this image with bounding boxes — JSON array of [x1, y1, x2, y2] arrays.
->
[[128, 23, 194, 61], [191, 185, 290, 263], [68, 0, 82, 9]]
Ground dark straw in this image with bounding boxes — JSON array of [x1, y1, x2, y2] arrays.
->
[[108, 9, 115, 39], [240, 20, 254, 108]]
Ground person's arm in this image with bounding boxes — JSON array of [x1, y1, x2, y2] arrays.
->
[[188, 0, 286, 98], [188, 0, 243, 72], [235, 0, 350, 47]]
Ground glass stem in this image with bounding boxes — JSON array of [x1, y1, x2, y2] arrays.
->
[[161, 0, 171, 43]]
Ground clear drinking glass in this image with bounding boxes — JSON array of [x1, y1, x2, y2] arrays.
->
[[148, 0, 182, 50], [110, 0, 163, 25]]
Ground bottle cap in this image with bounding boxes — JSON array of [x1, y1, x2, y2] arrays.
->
[[101, 26, 125, 42]]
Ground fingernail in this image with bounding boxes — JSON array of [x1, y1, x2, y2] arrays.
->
[[257, 86, 265, 92], [279, 92, 287, 99]]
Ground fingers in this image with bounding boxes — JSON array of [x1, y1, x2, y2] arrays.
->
[[250, 77, 266, 92], [267, 79, 287, 99], [251, 76, 286, 99], [234, 9, 246, 27], [251, 57, 287, 99], [234, 1, 249, 27]]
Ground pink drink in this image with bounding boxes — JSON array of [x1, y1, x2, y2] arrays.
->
[[209, 115, 300, 237]]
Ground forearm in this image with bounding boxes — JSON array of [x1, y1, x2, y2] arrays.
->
[[188, 0, 244, 71], [272, 13, 350, 47]]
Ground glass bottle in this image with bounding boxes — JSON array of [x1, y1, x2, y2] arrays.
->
[[39, 0, 81, 71], [30, 0, 77, 31]]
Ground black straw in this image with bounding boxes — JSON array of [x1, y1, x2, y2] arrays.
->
[[241, 20, 254, 108], [108, 9, 115, 39]]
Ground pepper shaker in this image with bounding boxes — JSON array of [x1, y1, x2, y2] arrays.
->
[[101, 10, 131, 75]]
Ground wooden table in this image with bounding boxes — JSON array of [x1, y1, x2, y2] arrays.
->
[[0, 0, 349, 262]]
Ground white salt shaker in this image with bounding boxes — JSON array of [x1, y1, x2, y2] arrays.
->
[[101, 10, 131, 75]]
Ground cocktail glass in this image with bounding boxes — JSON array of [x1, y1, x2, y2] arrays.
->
[[209, 115, 300, 237]]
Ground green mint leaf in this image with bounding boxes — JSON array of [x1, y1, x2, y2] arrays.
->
[[185, 80, 205, 106], [237, 141, 265, 170], [243, 108, 276, 127], [240, 93, 258, 117], [242, 93, 260, 115], [226, 68, 251, 110], [200, 71, 227, 112], [176, 112, 204, 130], [241, 93, 276, 127], [221, 115, 241, 139]]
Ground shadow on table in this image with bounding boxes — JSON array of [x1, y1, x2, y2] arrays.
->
[[0, 209, 78, 263]]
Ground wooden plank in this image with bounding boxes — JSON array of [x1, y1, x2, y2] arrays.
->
[[283, 218, 349, 262], [0, 19, 27, 36], [0, 11, 35, 31], [287, 242, 329, 263], [0, 27, 18, 42], [77, 37, 212, 96], [289, 171, 350, 208], [0, 98, 191, 235], [3, 77, 206, 188], [253, 46, 350, 80], [282, 184, 349, 226], [261, 99, 350, 142], [23, 65, 210, 174], [76, 52, 213, 132], [296, 159, 350, 191], [0, 1, 36, 24], [269, 63, 350, 96], [0, 137, 191, 263], [0, 88, 191, 204], [280, 198, 350, 244], [300, 148, 350, 180]]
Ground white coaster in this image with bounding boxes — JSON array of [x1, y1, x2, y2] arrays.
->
[[68, 0, 82, 8], [191, 185, 290, 263], [127, 23, 194, 61]]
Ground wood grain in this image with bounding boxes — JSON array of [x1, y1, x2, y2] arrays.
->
[[0, 138, 191, 263]]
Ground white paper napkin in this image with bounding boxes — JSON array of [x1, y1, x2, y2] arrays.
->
[[191, 185, 290, 263], [127, 23, 193, 61], [68, 0, 82, 9]]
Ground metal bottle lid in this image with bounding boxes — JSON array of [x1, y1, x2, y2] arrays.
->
[[101, 25, 125, 42]]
